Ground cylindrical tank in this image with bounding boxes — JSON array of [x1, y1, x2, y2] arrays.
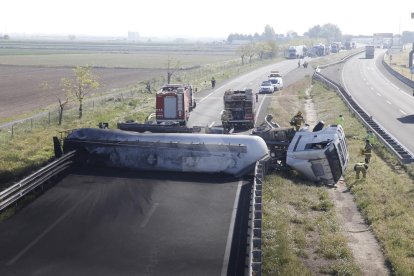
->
[[64, 128, 269, 176]]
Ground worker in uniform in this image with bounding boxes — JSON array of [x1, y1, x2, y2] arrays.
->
[[365, 130, 375, 144], [221, 110, 230, 132], [363, 139, 373, 163], [335, 114, 344, 126], [211, 77, 216, 89], [290, 111, 305, 131], [354, 162, 368, 179]]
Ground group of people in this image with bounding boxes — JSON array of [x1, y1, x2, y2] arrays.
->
[[289, 111, 375, 180]]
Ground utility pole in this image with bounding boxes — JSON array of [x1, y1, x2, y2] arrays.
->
[[409, 13, 414, 67], [410, 13, 414, 84]]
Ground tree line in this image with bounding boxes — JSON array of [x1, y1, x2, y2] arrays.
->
[[228, 23, 344, 44]]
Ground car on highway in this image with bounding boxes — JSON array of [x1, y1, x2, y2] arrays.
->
[[269, 77, 283, 91], [259, 80, 274, 94]]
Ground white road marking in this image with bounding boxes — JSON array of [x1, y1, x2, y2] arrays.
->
[[221, 180, 242, 276], [7, 196, 88, 266], [255, 94, 267, 124], [386, 100, 392, 105], [140, 203, 159, 228], [198, 89, 221, 103], [399, 109, 407, 116], [376, 93, 382, 97]]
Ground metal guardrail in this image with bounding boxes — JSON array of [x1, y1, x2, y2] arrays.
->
[[0, 151, 76, 212], [313, 72, 414, 164], [246, 156, 269, 276], [382, 55, 414, 88]]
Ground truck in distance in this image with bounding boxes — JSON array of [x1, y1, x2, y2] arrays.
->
[[221, 89, 255, 131], [365, 45, 375, 59], [285, 45, 307, 59]]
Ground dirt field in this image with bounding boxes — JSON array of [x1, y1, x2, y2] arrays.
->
[[0, 65, 165, 119]]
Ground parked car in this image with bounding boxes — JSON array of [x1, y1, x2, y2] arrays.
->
[[259, 80, 274, 94], [269, 77, 283, 91]]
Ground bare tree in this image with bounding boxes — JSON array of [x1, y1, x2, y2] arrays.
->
[[166, 57, 181, 84], [237, 45, 247, 65], [61, 66, 99, 119], [246, 43, 255, 64], [40, 81, 69, 125]]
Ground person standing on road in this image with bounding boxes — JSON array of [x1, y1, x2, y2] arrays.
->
[[354, 162, 368, 179], [298, 60, 301, 68]]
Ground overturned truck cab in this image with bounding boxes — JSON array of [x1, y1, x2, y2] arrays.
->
[[252, 116, 349, 185], [287, 125, 349, 184]]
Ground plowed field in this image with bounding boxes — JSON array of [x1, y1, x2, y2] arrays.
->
[[0, 65, 164, 119]]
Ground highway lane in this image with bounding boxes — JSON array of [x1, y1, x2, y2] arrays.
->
[[342, 50, 414, 155], [0, 168, 249, 276], [188, 59, 301, 128]]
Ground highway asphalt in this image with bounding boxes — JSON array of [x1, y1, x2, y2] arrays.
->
[[0, 168, 250, 276]]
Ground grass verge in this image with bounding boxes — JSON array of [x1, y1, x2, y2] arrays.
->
[[263, 67, 414, 274], [310, 80, 414, 274], [262, 77, 360, 275]]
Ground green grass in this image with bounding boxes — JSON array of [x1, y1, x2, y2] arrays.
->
[[263, 172, 360, 275], [263, 77, 360, 275], [0, 89, 155, 186], [310, 81, 414, 275]]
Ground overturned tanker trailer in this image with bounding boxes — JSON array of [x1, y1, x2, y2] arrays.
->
[[61, 128, 269, 177]]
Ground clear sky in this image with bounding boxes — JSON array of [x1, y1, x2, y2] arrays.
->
[[1, 0, 414, 39]]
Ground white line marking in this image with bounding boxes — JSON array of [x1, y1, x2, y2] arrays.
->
[[255, 94, 266, 124], [386, 100, 392, 105], [221, 180, 242, 276], [7, 196, 88, 266], [400, 110, 407, 116], [140, 203, 159, 228], [376, 93, 382, 97], [198, 89, 219, 103]]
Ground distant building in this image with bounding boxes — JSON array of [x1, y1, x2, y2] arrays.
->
[[128, 32, 140, 41]]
